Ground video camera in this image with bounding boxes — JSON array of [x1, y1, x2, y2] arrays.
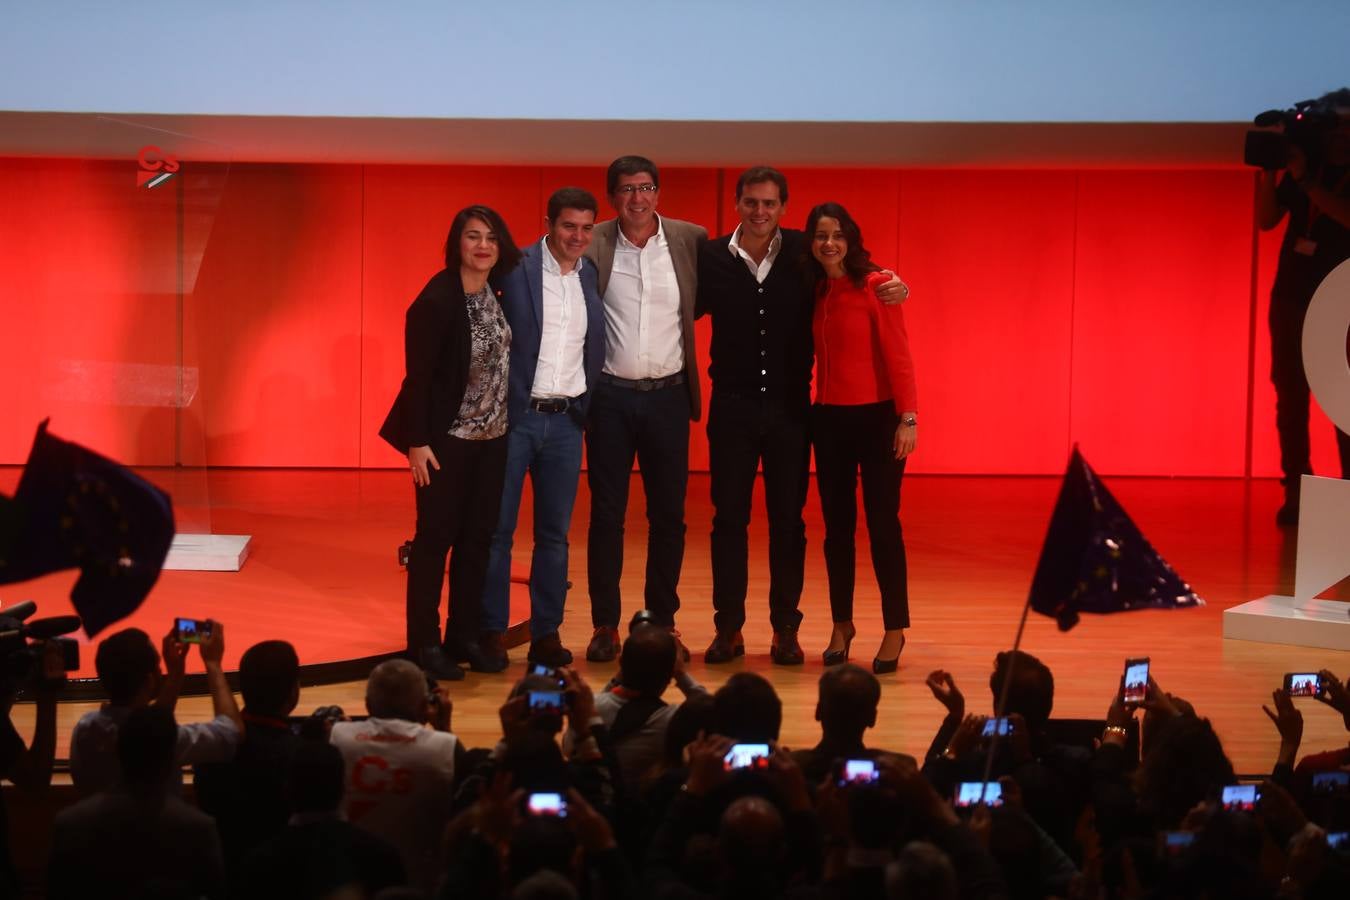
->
[[1245, 96, 1346, 170], [0, 599, 81, 690]]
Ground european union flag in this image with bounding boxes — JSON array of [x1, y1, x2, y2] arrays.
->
[[0, 421, 174, 636], [1029, 447, 1202, 631]]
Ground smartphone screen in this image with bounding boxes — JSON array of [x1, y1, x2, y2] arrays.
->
[[1122, 658, 1150, 705], [1284, 672, 1324, 699], [1328, 831, 1349, 849], [526, 792, 568, 817], [1160, 831, 1194, 856], [723, 743, 771, 770], [174, 617, 212, 644], [982, 717, 1013, 737], [954, 781, 1003, 808], [527, 690, 564, 714], [838, 759, 879, 786], [1311, 771, 1350, 794], [1221, 783, 1259, 812]]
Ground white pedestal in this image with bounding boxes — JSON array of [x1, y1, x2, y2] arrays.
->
[[1223, 595, 1350, 651], [163, 534, 251, 572]]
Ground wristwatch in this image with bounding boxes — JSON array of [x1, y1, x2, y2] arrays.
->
[[900, 415, 917, 427]]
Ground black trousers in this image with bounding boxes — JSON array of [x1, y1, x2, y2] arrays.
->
[[585, 379, 690, 628], [406, 432, 507, 652], [707, 390, 810, 634], [812, 402, 910, 630], [1269, 295, 1350, 486]]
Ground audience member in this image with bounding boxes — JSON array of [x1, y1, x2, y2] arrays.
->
[[49, 706, 225, 899], [233, 740, 405, 900], [70, 622, 242, 794], [792, 663, 909, 785], [194, 639, 303, 871], [329, 658, 460, 893]]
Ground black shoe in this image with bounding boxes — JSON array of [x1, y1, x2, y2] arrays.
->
[[822, 623, 856, 666], [446, 633, 508, 674], [704, 631, 744, 664], [418, 645, 465, 681], [585, 626, 621, 663], [872, 632, 906, 675], [770, 629, 804, 666], [477, 631, 510, 672], [528, 633, 574, 668]]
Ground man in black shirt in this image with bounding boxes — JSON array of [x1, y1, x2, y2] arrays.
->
[[1256, 88, 1350, 525], [696, 168, 908, 665]]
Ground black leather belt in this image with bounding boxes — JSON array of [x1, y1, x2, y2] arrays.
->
[[529, 396, 575, 414], [599, 372, 686, 391]]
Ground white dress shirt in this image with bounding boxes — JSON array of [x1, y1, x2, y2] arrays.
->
[[728, 225, 783, 284], [603, 216, 684, 379], [534, 237, 589, 399]]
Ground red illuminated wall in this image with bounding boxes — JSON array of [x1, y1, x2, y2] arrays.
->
[[1, 158, 1329, 477]]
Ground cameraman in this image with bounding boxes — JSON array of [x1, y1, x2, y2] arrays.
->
[[1256, 87, 1350, 525], [1, 641, 62, 895]]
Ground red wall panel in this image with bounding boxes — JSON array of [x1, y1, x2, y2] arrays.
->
[[0, 159, 187, 464], [897, 171, 1078, 474], [1069, 171, 1254, 476], [5, 160, 1299, 478], [190, 164, 364, 467]]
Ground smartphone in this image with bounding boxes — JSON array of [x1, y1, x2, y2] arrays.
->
[[1328, 831, 1349, 850], [982, 717, 1014, 737], [527, 690, 564, 714], [529, 663, 567, 687], [953, 781, 1003, 808], [723, 743, 771, 771], [1122, 657, 1150, 706], [174, 617, 213, 644], [837, 758, 880, 786], [525, 792, 568, 818], [1311, 771, 1350, 795], [1284, 672, 1325, 699], [1220, 783, 1260, 812], [1159, 831, 1195, 856]]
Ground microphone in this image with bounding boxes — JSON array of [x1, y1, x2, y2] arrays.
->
[[0, 600, 37, 622], [25, 616, 83, 640]]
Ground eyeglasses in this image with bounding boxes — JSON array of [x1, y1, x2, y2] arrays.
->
[[613, 183, 658, 195]]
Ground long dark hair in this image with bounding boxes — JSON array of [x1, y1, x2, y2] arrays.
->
[[801, 202, 880, 290], [443, 205, 522, 280]]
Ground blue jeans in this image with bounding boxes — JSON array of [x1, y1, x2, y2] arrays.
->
[[483, 407, 584, 638]]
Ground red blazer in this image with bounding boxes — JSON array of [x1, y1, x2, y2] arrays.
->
[[813, 270, 917, 413]]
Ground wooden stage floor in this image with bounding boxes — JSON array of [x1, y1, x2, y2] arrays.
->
[[5, 468, 1349, 776]]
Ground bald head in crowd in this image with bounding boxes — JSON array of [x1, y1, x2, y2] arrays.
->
[[365, 659, 429, 722]]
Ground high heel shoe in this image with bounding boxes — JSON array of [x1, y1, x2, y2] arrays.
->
[[872, 631, 906, 674], [822, 623, 856, 666]]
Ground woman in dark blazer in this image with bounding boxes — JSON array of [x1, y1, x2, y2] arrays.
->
[[380, 206, 522, 680]]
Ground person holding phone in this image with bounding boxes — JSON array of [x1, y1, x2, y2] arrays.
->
[[804, 202, 918, 674], [379, 206, 522, 681]]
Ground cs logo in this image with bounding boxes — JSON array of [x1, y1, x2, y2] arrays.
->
[[137, 146, 179, 189]]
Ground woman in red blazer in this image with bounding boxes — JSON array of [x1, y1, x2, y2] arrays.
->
[[803, 202, 918, 674]]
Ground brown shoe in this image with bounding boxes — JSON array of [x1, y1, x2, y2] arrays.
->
[[477, 631, 510, 673], [704, 630, 744, 664], [527, 633, 574, 668], [770, 629, 805, 666], [585, 626, 621, 662]]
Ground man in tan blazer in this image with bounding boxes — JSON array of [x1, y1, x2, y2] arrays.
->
[[581, 155, 706, 663]]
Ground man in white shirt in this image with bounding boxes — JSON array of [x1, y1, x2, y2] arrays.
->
[[330, 659, 460, 894], [69, 622, 242, 794], [478, 188, 606, 669], [582, 156, 707, 664]]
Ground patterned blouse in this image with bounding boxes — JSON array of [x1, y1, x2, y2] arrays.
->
[[450, 285, 511, 440]]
